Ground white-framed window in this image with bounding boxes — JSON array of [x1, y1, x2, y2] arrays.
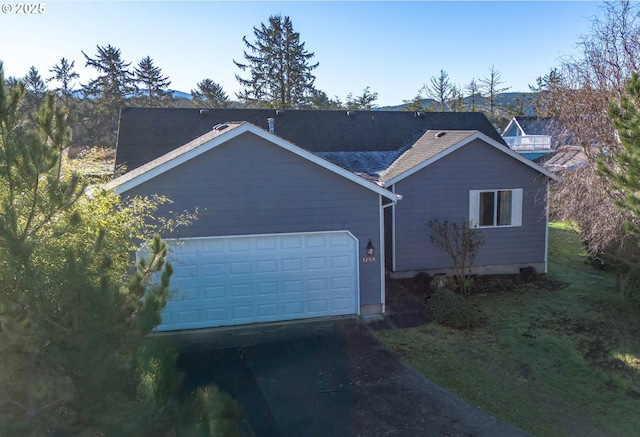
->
[[469, 189, 523, 228]]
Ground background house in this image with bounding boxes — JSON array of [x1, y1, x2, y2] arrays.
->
[[502, 116, 586, 170]]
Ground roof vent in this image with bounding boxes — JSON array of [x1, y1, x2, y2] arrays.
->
[[346, 110, 356, 117], [275, 109, 285, 116], [213, 123, 229, 131], [415, 111, 426, 118], [199, 109, 210, 116], [435, 131, 447, 138]]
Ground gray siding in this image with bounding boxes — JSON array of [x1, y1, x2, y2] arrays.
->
[[391, 138, 548, 273], [122, 132, 384, 307]]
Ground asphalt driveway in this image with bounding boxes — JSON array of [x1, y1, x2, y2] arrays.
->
[[174, 318, 530, 437]]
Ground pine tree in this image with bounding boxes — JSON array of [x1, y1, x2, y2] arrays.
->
[[345, 86, 379, 110], [234, 14, 319, 108], [403, 87, 429, 112], [22, 66, 47, 113], [601, 71, 640, 227], [529, 68, 561, 117], [48, 58, 80, 108], [82, 45, 135, 146], [82, 44, 134, 100], [134, 56, 171, 106], [307, 89, 342, 110], [191, 78, 230, 107], [0, 64, 180, 435]]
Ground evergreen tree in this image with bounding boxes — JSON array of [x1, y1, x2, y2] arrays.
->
[[601, 71, 640, 228], [134, 56, 171, 106], [529, 68, 561, 117], [308, 89, 342, 109], [403, 87, 429, 112], [22, 66, 47, 113], [191, 78, 230, 107], [48, 58, 80, 108], [345, 86, 379, 110], [0, 64, 181, 436], [505, 93, 531, 117], [234, 14, 319, 108], [82, 44, 134, 100], [81, 44, 135, 146]]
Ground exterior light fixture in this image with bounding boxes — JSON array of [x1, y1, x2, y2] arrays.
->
[[366, 240, 375, 257]]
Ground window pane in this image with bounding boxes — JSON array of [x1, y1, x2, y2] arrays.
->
[[497, 190, 512, 226], [479, 192, 495, 226]]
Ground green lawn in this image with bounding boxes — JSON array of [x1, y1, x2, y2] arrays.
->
[[376, 222, 640, 437]]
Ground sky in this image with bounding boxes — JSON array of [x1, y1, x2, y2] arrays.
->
[[0, 1, 603, 107]]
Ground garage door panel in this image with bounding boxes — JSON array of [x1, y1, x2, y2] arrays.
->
[[283, 301, 305, 315], [229, 239, 252, 252], [232, 306, 254, 321], [308, 278, 328, 292], [230, 261, 252, 275], [177, 310, 200, 324], [257, 260, 278, 273], [332, 297, 354, 311], [202, 239, 225, 254], [257, 282, 278, 295], [282, 258, 303, 271], [283, 280, 303, 293], [203, 263, 225, 276], [154, 231, 359, 331], [307, 257, 327, 269], [204, 286, 226, 299], [308, 300, 329, 313], [282, 236, 303, 249]]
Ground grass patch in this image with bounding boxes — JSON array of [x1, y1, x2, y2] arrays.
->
[[376, 223, 640, 436]]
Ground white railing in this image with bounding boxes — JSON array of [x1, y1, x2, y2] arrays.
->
[[502, 135, 552, 151]]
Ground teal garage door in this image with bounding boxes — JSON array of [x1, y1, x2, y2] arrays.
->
[[154, 231, 359, 331]]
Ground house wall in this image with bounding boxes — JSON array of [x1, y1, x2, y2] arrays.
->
[[121, 132, 385, 312], [390, 138, 548, 276]]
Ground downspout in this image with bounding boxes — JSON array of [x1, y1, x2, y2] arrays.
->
[[544, 179, 550, 273], [380, 189, 401, 314]]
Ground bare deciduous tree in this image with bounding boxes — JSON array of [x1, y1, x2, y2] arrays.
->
[[548, 1, 640, 278], [428, 219, 485, 294]]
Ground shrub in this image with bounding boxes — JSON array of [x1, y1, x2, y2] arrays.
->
[[428, 219, 485, 294], [427, 288, 481, 329], [623, 268, 640, 308]]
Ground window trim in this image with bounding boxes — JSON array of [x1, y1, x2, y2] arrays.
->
[[469, 189, 523, 228]]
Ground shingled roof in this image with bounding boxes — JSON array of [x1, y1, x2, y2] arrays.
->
[[379, 130, 478, 184], [378, 129, 559, 186], [106, 121, 397, 201], [115, 108, 505, 173]]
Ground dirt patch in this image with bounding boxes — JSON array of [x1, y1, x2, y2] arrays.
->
[[398, 271, 568, 303]]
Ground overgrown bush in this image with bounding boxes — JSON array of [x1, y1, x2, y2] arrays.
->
[[623, 268, 640, 308], [427, 288, 481, 329], [428, 219, 485, 294]]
